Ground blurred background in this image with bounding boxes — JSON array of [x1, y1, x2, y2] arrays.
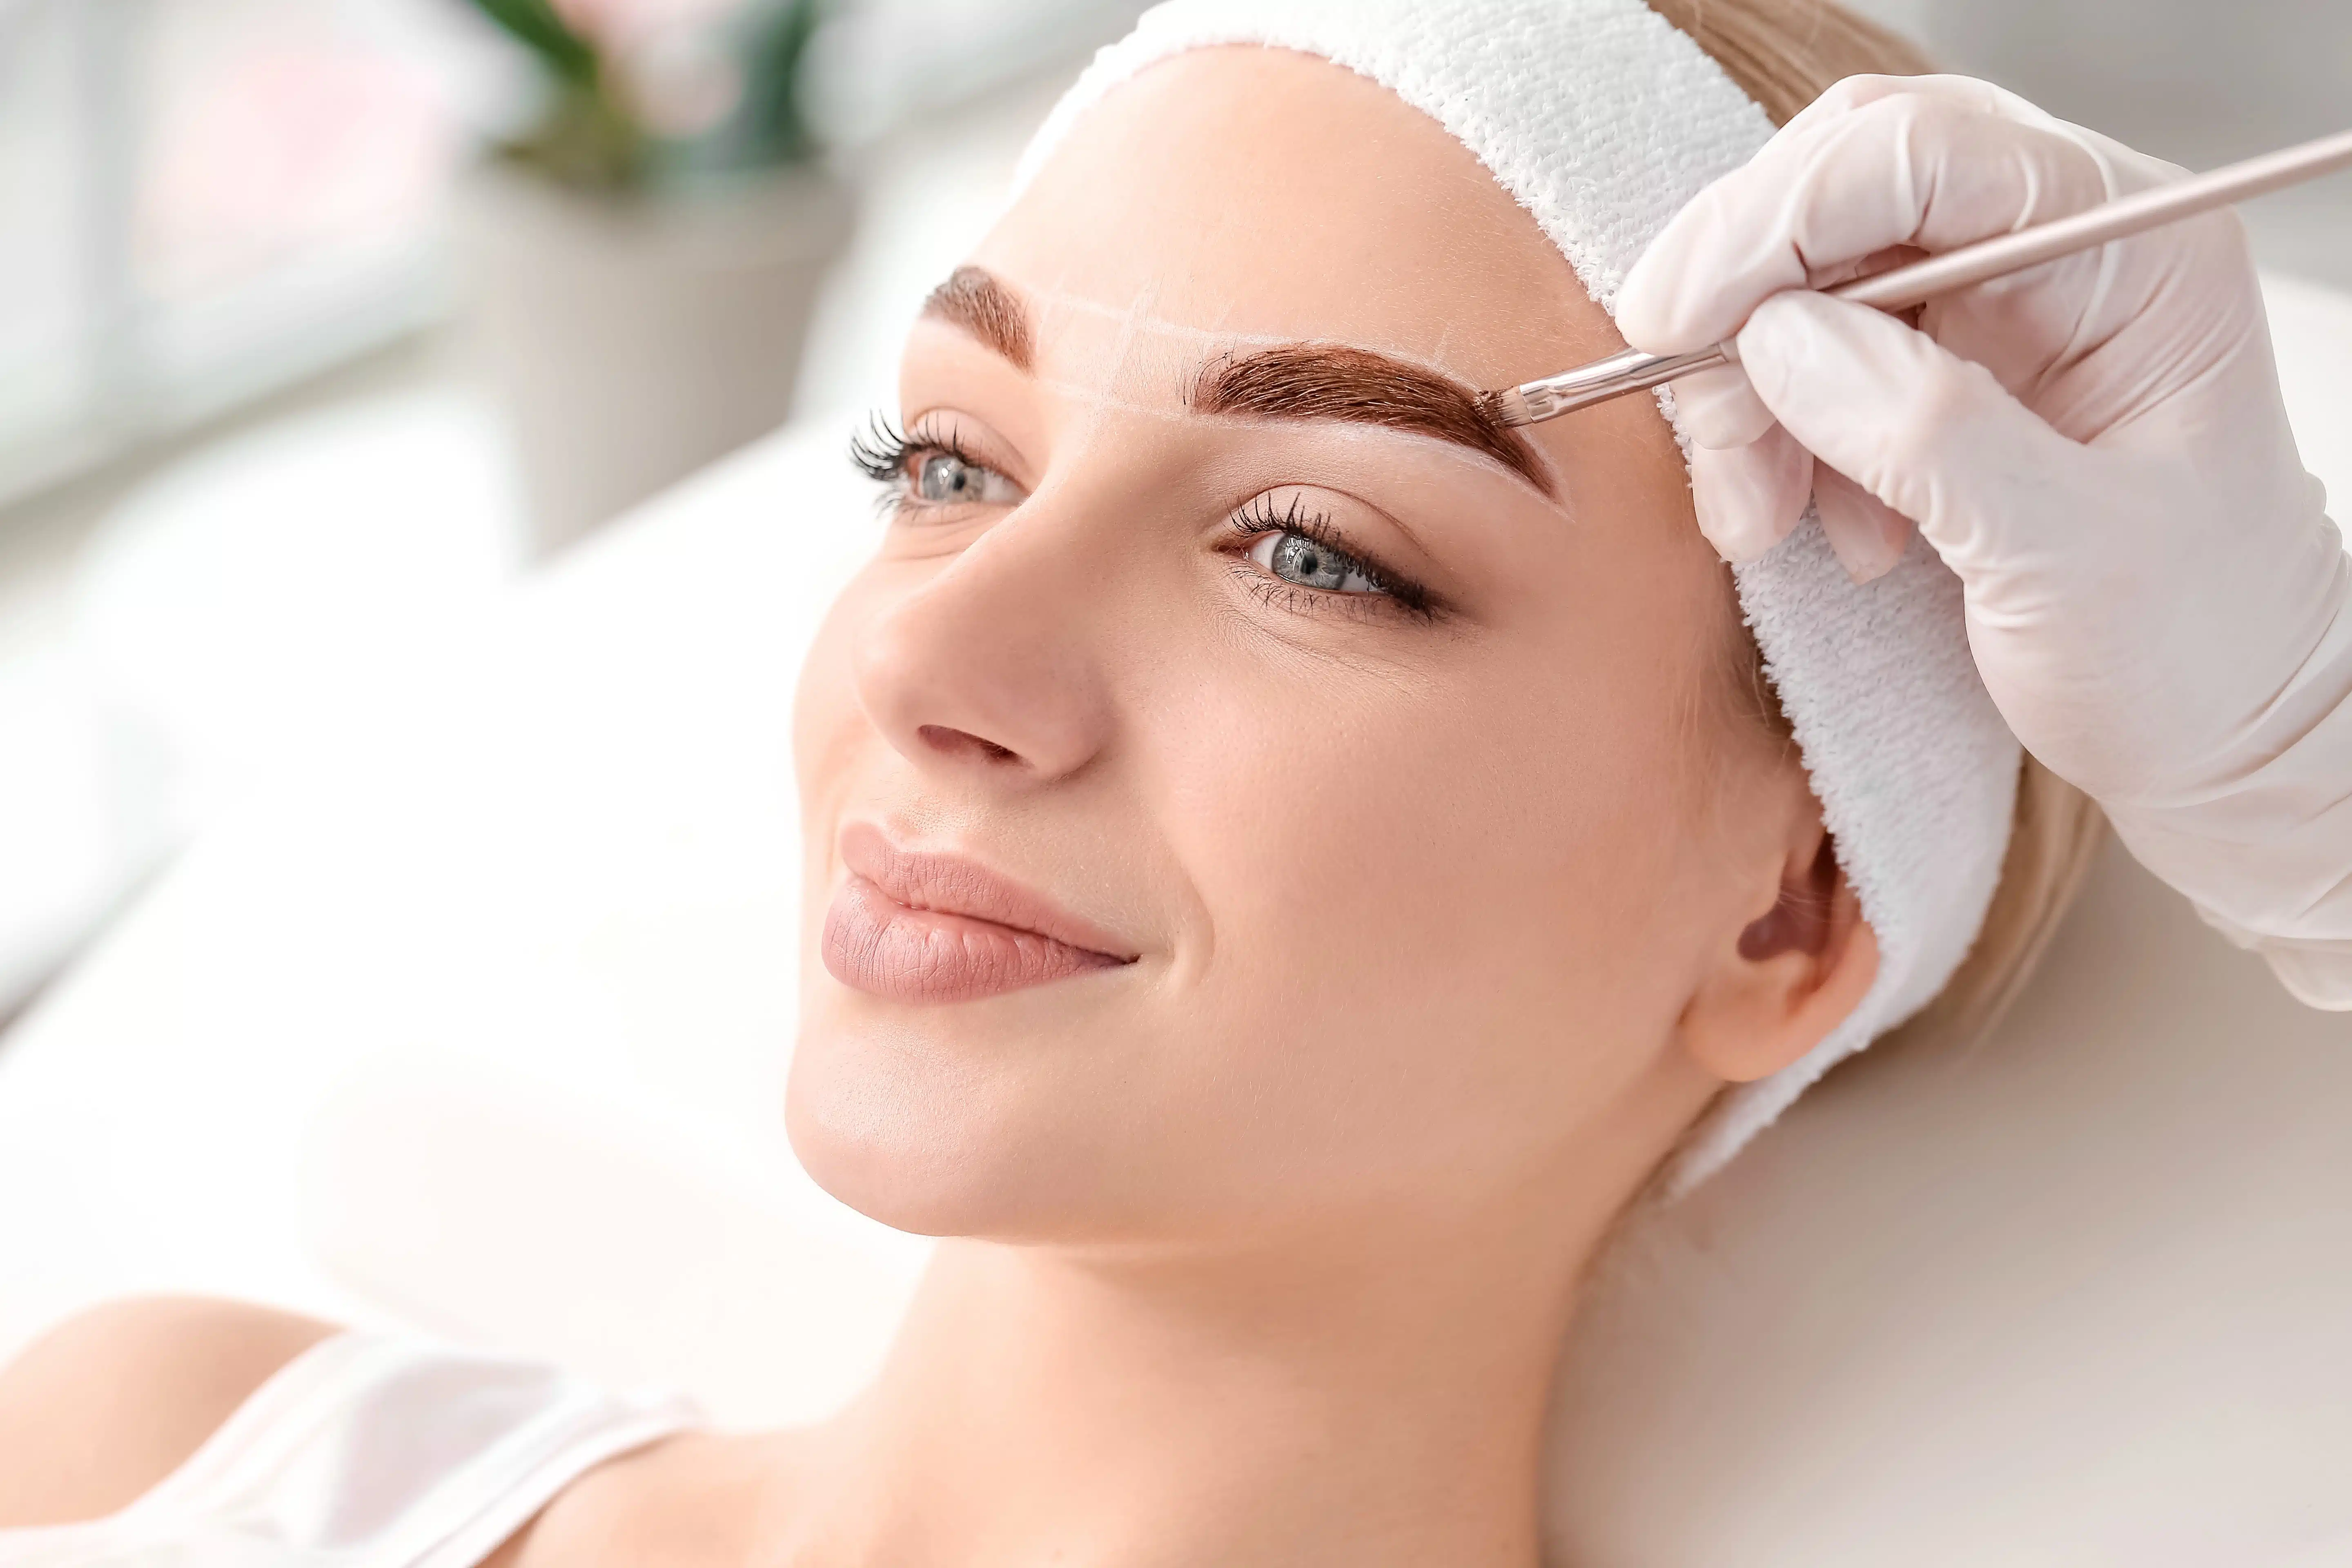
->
[[0, 0, 2347, 1036]]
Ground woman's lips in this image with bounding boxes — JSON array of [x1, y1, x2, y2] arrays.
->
[[822, 824, 1136, 1004]]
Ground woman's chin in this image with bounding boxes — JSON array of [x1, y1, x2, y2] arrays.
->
[[783, 1028, 1104, 1242]]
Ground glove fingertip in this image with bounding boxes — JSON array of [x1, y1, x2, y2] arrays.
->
[[1693, 437, 1811, 565], [1672, 365, 1776, 450], [1619, 194, 1761, 352], [1814, 465, 1915, 583], [1615, 256, 1705, 354]]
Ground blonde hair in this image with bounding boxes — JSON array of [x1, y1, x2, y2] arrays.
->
[[1653, 0, 2109, 1071]]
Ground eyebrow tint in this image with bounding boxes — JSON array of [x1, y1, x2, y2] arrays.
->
[[923, 267, 1036, 370], [1196, 344, 1552, 495]]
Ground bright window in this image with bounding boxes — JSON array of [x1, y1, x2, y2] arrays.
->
[[0, 0, 498, 508]]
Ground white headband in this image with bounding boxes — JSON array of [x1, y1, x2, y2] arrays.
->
[[1015, 0, 2022, 1195]]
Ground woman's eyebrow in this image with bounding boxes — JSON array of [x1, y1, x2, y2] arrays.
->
[[1194, 344, 1556, 499], [921, 266, 1035, 370], [916, 275, 1553, 498]]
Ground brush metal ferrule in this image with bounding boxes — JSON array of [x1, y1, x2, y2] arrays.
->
[[1489, 343, 1733, 428]]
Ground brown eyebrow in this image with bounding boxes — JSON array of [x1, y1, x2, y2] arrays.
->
[[922, 266, 1034, 371], [917, 275, 1550, 497], [1193, 344, 1555, 498]]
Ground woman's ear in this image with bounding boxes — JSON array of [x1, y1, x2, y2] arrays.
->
[[1678, 825, 1880, 1084]]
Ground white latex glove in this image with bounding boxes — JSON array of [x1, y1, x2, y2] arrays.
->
[[1617, 74, 2352, 1009]]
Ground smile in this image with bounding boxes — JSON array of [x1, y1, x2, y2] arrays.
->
[[822, 824, 1138, 1004]]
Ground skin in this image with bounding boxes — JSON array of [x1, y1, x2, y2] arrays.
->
[[0, 46, 1876, 1567]]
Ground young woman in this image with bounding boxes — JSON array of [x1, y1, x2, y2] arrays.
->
[[17, 0, 2326, 1559]]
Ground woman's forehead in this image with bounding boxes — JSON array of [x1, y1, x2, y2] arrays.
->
[[973, 45, 1621, 394]]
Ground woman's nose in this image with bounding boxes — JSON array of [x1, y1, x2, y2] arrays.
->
[[851, 521, 1114, 785]]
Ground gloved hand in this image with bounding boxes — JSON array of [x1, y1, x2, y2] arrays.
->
[[1616, 74, 2352, 1008]]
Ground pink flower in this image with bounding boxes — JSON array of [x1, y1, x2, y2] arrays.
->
[[550, 0, 746, 55], [551, 0, 753, 136]]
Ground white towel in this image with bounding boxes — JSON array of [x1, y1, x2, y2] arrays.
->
[[1015, 0, 2022, 1195]]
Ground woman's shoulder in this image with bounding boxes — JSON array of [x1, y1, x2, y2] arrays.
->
[[0, 1295, 339, 1528]]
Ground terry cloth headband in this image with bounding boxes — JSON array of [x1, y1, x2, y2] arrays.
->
[[1012, 0, 2023, 1196]]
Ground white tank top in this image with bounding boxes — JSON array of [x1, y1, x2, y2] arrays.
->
[[0, 1332, 702, 1566]]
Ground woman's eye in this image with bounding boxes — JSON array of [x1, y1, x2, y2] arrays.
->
[[1247, 528, 1385, 595], [910, 450, 1019, 507]]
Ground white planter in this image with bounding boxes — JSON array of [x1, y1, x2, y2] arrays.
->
[[456, 159, 856, 556]]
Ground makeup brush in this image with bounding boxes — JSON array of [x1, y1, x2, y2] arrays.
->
[[1481, 125, 2352, 429]]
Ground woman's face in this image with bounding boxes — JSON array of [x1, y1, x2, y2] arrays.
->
[[790, 47, 1843, 1244]]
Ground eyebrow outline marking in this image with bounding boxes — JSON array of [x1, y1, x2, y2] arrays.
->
[[922, 266, 1036, 371], [1192, 344, 1557, 499], [916, 267, 1555, 499], [1022, 281, 1298, 350]]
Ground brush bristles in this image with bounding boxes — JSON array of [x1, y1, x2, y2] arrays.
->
[[1478, 387, 1530, 429]]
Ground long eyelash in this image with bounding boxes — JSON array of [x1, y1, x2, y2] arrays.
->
[[1226, 493, 1436, 619], [849, 410, 989, 518], [849, 411, 907, 484]]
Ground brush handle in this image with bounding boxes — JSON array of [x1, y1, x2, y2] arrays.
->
[[1490, 125, 2352, 428]]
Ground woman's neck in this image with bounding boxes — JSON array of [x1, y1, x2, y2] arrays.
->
[[766, 1182, 1624, 1568]]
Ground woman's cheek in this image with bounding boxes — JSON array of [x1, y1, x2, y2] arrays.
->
[[1178, 676, 1477, 974]]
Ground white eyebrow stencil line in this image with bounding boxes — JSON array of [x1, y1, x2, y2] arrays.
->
[[1027, 283, 1474, 379], [1025, 283, 1296, 349], [1032, 377, 1191, 422], [1004, 275, 1482, 386], [949, 273, 1503, 432], [1062, 278, 1162, 432]]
